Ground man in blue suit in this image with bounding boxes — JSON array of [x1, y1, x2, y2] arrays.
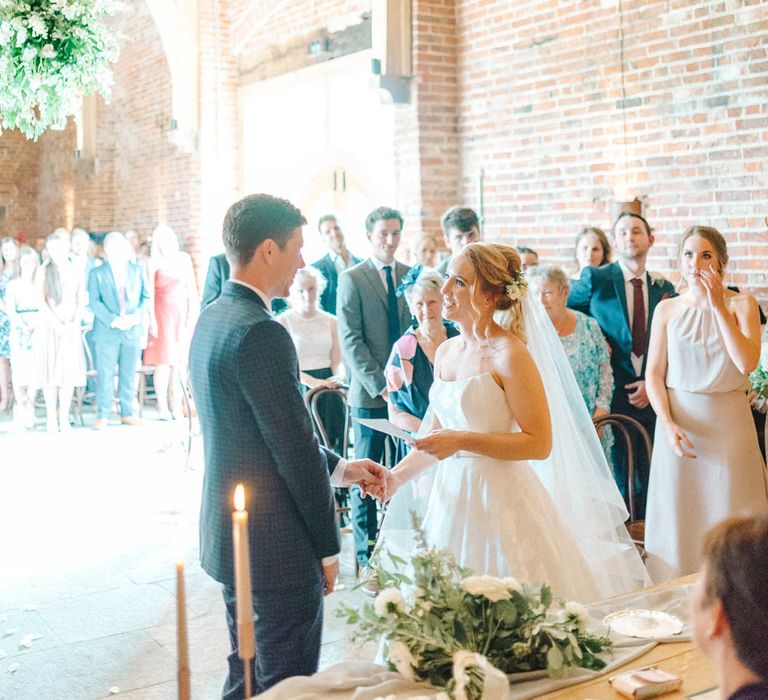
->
[[88, 232, 149, 430], [568, 212, 676, 518], [188, 194, 386, 698], [310, 215, 361, 314]]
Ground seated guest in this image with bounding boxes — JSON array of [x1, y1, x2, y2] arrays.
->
[[435, 206, 480, 276], [88, 232, 149, 429], [574, 226, 612, 279], [385, 267, 459, 436], [690, 515, 768, 699], [412, 234, 439, 269], [528, 264, 613, 455], [311, 215, 361, 314], [517, 246, 539, 270]]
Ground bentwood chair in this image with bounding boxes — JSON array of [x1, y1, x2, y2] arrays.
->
[[592, 413, 653, 558]]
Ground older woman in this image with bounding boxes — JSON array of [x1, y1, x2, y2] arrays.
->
[[690, 515, 768, 699], [528, 264, 614, 453], [384, 267, 459, 435], [573, 226, 612, 279]]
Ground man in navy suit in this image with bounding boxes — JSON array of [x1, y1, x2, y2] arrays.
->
[[189, 194, 386, 698], [568, 212, 676, 518], [311, 215, 361, 314], [88, 232, 149, 430]]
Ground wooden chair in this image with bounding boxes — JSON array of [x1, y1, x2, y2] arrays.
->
[[592, 412, 653, 558], [178, 369, 198, 470], [71, 327, 98, 426]]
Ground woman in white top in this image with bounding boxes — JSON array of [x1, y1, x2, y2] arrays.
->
[[278, 266, 345, 451]]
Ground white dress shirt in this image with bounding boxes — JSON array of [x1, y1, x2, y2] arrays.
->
[[332, 251, 354, 275], [618, 260, 649, 377]]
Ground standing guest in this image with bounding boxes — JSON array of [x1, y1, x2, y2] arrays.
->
[[202, 251, 287, 314], [71, 228, 102, 285], [311, 215, 361, 314], [0, 236, 19, 412], [528, 264, 613, 456], [188, 193, 386, 697], [385, 267, 459, 435], [574, 226, 612, 279], [37, 230, 87, 432], [644, 226, 767, 581], [277, 267, 345, 452], [412, 234, 439, 269], [435, 206, 480, 276], [517, 246, 539, 270], [88, 232, 149, 430], [568, 212, 676, 518], [5, 246, 41, 429], [337, 206, 412, 591], [144, 224, 199, 420], [689, 515, 768, 699]]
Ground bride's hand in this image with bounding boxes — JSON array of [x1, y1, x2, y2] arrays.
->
[[412, 429, 463, 460], [663, 420, 696, 459]]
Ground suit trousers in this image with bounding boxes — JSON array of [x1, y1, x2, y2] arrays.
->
[[350, 406, 388, 568], [94, 331, 141, 419], [610, 393, 656, 520], [221, 578, 324, 699]]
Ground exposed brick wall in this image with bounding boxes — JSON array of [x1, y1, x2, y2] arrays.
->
[[455, 0, 768, 300], [0, 131, 40, 241]]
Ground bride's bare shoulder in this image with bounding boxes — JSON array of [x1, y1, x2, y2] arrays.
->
[[492, 334, 537, 373]]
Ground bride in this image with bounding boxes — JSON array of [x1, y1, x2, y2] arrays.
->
[[374, 243, 649, 602]]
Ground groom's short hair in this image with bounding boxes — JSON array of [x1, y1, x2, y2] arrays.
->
[[223, 194, 306, 265]]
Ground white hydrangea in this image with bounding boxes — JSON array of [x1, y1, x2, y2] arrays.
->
[[26, 12, 46, 37], [62, 4, 80, 20], [374, 587, 406, 619]]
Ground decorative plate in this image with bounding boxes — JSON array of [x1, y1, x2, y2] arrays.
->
[[602, 609, 685, 639]]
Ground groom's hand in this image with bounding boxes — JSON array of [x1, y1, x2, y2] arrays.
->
[[342, 459, 386, 491], [322, 559, 338, 595]]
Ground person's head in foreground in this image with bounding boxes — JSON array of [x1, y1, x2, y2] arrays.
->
[[690, 514, 768, 699]]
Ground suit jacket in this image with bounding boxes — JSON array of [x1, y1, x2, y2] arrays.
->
[[201, 252, 288, 314], [189, 281, 340, 590], [312, 252, 362, 314], [337, 258, 412, 409], [87, 261, 149, 341], [567, 262, 676, 401]]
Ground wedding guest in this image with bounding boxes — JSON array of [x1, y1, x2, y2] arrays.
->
[[88, 232, 149, 429], [644, 226, 767, 581], [277, 267, 345, 452], [0, 236, 19, 412], [202, 252, 287, 314], [37, 230, 87, 432], [528, 264, 613, 455], [568, 212, 676, 518], [385, 267, 459, 435], [690, 515, 768, 699], [311, 215, 361, 314], [517, 246, 539, 270], [5, 246, 41, 430], [143, 224, 199, 420], [574, 226, 612, 279], [337, 206, 412, 590], [435, 206, 480, 276], [412, 234, 439, 269], [71, 228, 101, 287]]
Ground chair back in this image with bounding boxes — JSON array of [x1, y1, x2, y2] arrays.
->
[[303, 385, 350, 459]]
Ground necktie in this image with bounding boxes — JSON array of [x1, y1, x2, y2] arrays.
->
[[630, 277, 647, 357], [383, 265, 400, 347]]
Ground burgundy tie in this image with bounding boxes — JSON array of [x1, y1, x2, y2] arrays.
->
[[630, 278, 647, 357]]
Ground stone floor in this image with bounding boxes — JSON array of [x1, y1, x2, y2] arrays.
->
[[0, 406, 376, 700]]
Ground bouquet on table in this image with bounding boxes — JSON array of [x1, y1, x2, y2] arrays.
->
[[338, 518, 612, 700]]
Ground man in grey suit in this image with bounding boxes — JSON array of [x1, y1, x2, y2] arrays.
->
[[435, 206, 481, 276], [336, 206, 412, 590], [189, 194, 386, 698]]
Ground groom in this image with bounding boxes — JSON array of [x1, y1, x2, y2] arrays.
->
[[189, 194, 387, 698]]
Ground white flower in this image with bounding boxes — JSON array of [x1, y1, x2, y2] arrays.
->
[[27, 13, 47, 37], [15, 24, 27, 46], [649, 271, 666, 288], [502, 576, 522, 593], [460, 575, 511, 602], [40, 44, 57, 59], [0, 21, 11, 44], [374, 587, 406, 618], [21, 46, 37, 62], [387, 640, 417, 681], [63, 4, 80, 20], [563, 601, 590, 629]]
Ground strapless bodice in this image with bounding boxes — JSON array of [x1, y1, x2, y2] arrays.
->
[[429, 373, 518, 433]]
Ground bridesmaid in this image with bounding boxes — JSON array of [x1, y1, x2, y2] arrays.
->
[[644, 225, 768, 581]]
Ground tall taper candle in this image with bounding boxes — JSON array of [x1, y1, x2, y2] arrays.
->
[[232, 484, 255, 693], [176, 561, 191, 700]]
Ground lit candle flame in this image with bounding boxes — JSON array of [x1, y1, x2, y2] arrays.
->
[[234, 484, 245, 512]]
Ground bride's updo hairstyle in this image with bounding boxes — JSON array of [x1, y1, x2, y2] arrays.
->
[[459, 242, 526, 341]]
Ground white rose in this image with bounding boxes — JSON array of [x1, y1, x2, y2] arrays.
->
[[40, 44, 57, 59], [387, 640, 417, 681], [460, 575, 511, 602], [374, 587, 406, 618], [563, 601, 590, 629], [502, 576, 522, 593]]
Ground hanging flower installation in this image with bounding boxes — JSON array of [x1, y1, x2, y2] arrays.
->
[[0, 0, 125, 140]]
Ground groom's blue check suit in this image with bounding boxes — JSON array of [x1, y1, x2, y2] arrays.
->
[[189, 280, 341, 697], [568, 262, 676, 518]]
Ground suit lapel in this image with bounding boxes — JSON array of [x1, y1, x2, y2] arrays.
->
[[611, 263, 630, 330], [361, 259, 388, 308]]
